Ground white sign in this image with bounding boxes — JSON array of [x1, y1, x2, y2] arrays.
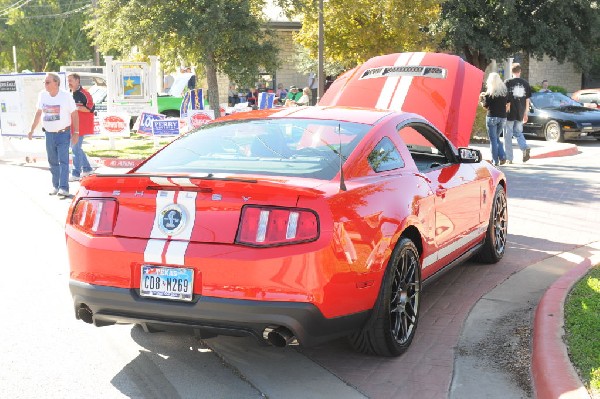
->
[[189, 109, 215, 128], [0, 72, 67, 137], [98, 112, 131, 137]]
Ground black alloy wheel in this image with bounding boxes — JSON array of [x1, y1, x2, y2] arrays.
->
[[348, 238, 421, 356], [475, 185, 508, 263]]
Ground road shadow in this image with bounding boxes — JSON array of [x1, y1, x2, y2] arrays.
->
[[110, 325, 261, 398]]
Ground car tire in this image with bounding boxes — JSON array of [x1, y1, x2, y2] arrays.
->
[[544, 120, 564, 143], [348, 237, 421, 357], [474, 185, 507, 264]]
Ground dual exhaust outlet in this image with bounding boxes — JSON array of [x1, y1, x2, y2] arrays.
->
[[77, 304, 298, 348]]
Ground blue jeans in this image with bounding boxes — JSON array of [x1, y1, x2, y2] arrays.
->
[[45, 130, 71, 191], [505, 120, 529, 161], [486, 116, 507, 165], [71, 135, 92, 177]]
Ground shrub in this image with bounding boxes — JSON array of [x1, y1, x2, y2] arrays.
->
[[531, 85, 567, 94]]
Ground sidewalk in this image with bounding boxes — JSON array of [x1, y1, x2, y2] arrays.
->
[[470, 138, 578, 163]]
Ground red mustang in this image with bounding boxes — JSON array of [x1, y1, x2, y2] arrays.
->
[[66, 53, 507, 356]]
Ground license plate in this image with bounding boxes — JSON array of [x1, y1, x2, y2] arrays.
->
[[140, 265, 194, 301]]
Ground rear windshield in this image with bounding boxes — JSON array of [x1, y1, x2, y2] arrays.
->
[[136, 118, 371, 180]]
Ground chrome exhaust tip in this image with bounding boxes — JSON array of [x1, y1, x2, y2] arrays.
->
[[264, 326, 298, 347]]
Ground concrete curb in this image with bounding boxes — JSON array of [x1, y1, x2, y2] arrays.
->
[[532, 247, 599, 399], [531, 143, 578, 159]]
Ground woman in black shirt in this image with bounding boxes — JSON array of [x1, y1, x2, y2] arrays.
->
[[480, 72, 508, 165]]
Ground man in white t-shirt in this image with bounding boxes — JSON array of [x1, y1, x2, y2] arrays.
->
[[28, 73, 79, 198]]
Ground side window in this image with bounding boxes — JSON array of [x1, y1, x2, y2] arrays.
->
[[368, 137, 404, 172], [398, 125, 452, 172]]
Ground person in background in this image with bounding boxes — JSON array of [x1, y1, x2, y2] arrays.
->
[[308, 72, 318, 105], [228, 84, 239, 106], [275, 83, 287, 105], [480, 72, 508, 166], [247, 87, 258, 107], [28, 73, 79, 198], [163, 73, 174, 92], [185, 67, 196, 90], [67, 73, 95, 182], [295, 87, 311, 106], [539, 79, 552, 93], [504, 63, 532, 163], [284, 85, 302, 106]]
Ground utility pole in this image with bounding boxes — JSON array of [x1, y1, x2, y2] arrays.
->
[[317, 0, 324, 103], [92, 0, 100, 65], [12, 46, 17, 73]]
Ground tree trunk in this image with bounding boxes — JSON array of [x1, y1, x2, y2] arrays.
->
[[463, 46, 489, 71], [204, 52, 221, 119]]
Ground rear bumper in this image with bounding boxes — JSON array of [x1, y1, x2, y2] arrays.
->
[[70, 280, 370, 347]]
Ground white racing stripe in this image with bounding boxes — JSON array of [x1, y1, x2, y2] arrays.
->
[[144, 191, 175, 263], [150, 176, 177, 186], [422, 226, 487, 269], [375, 52, 412, 110], [144, 189, 198, 265], [388, 52, 426, 111], [165, 191, 197, 265]]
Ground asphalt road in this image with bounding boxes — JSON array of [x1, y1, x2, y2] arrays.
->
[[0, 136, 598, 398]]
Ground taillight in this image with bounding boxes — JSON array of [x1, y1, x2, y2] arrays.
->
[[71, 198, 118, 235], [236, 206, 319, 246]]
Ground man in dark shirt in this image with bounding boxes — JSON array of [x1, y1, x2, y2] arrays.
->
[[504, 63, 531, 163], [185, 67, 196, 90], [67, 73, 95, 181]]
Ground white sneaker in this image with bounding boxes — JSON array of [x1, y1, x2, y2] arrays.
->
[[69, 175, 80, 182], [57, 189, 69, 198], [49, 188, 59, 195]]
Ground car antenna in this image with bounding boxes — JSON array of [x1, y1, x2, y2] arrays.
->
[[338, 124, 347, 191]]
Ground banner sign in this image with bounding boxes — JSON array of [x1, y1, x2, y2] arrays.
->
[[0, 80, 16, 92], [189, 109, 214, 128], [137, 111, 165, 135], [152, 118, 180, 136], [258, 92, 275, 109], [98, 112, 130, 137], [0, 72, 66, 137], [180, 88, 204, 118]]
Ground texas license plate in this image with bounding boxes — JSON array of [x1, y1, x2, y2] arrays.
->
[[140, 265, 194, 301]]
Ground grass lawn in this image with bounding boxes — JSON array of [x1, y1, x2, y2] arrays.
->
[[84, 134, 174, 159], [564, 264, 600, 397]]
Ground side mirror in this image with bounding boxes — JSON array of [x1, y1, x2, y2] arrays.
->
[[458, 147, 482, 163]]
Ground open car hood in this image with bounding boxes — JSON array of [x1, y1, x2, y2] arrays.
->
[[319, 52, 483, 147]]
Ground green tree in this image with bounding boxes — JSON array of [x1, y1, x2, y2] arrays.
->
[[0, 0, 94, 72], [291, 0, 441, 71], [88, 0, 280, 117], [438, 0, 600, 72]]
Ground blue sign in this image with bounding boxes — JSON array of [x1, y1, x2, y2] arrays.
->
[[180, 88, 204, 117], [258, 92, 275, 109], [152, 119, 180, 136], [138, 112, 165, 135]]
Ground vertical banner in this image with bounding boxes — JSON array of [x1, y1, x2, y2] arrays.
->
[[258, 92, 275, 109], [180, 88, 204, 118]]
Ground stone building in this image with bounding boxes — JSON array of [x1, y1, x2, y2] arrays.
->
[[526, 55, 581, 93], [214, 5, 308, 105]]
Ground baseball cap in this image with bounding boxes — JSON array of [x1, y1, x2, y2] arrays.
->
[[290, 85, 298, 90]]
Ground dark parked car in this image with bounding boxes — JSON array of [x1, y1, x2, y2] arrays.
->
[[523, 92, 600, 142]]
